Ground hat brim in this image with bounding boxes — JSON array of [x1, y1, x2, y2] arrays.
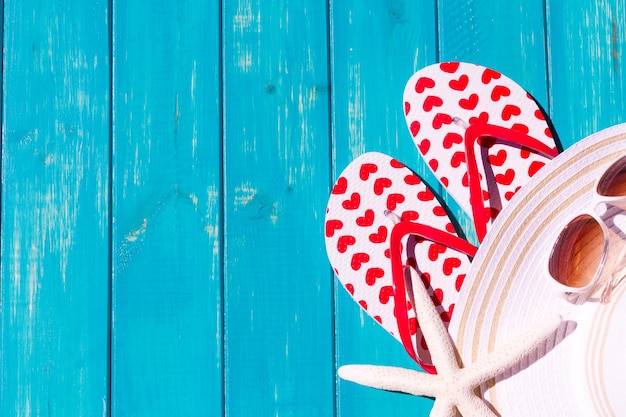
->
[[448, 123, 626, 416]]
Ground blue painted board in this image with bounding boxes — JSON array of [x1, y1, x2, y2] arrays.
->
[[1, 0, 111, 414], [329, 1, 438, 416], [546, 0, 626, 148], [222, 1, 334, 415], [3, 1, 626, 416], [438, 0, 549, 104], [111, 0, 222, 414]]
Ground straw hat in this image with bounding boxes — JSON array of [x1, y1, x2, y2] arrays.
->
[[448, 123, 626, 416]]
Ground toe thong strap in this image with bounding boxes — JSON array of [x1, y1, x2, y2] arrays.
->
[[464, 122, 558, 242], [390, 221, 477, 374]]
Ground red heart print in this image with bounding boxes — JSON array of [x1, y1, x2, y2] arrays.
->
[[410, 120, 421, 137], [358, 300, 368, 309], [481, 68, 501, 84], [443, 132, 463, 149], [440, 307, 453, 323], [332, 177, 347, 194], [490, 85, 511, 101], [345, 283, 354, 295], [545, 128, 554, 139], [459, 93, 479, 110], [428, 242, 447, 261], [410, 318, 418, 337], [504, 186, 521, 201], [428, 159, 439, 172], [449, 74, 469, 91], [528, 160, 545, 176], [469, 111, 489, 125], [445, 222, 456, 233], [337, 235, 356, 253], [401, 210, 419, 221], [360, 163, 378, 180], [351, 252, 370, 270], [451, 151, 466, 168], [534, 109, 545, 120], [431, 288, 443, 306], [365, 267, 385, 285], [432, 113, 453, 129], [482, 190, 490, 201], [390, 159, 405, 169], [495, 168, 515, 185], [379, 285, 394, 304], [342, 192, 361, 210], [404, 101, 411, 115], [423, 95, 443, 112], [443, 257, 462, 276], [386, 193, 405, 211], [488, 149, 507, 166], [404, 174, 420, 185], [512, 123, 529, 134], [418, 138, 430, 155], [520, 146, 531, 159], [455, 274, 466, 291], [415, 76, 435, 93], [433, 206, 447, 217], [417, 188, 434, 201], [373, 177, 392, 195], [369, 226, 388, 243], [440, 62, 460, 73], [501, 104, 521, 121], [356, 209, 374, 227], [441, 177, 449, 187], [325, 219, 343, 237]]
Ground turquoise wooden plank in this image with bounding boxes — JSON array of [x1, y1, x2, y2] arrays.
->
[[438, 0, 550, 108], [1, 0, 111, 414], [329, 2, 438, 415], [437, 0, 551, 234], [546, 1, 626, 149], [222, 1, 334, 415], [111, 0, 222, 415]]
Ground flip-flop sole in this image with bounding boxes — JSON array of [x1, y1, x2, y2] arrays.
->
[[325, 152, 472, 367], [404, 62, 558, 232]]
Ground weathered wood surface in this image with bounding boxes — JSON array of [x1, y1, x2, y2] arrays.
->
[[2, 1, 625, 415]]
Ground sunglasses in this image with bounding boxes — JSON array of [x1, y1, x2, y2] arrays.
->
[[548, 155, 626, 304]]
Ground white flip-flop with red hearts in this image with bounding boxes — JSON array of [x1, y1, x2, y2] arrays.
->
[[404, 62, 560, 242], [325, 152, 477, 373]]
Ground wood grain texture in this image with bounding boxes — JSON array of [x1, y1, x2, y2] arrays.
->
[[546, 0, 626, 148], [2, 1, 626, 416], [329, 1, 438, 415], [111, 0, 222, 414], [1, 0, 110, 414], [222, 1, 334, 415]]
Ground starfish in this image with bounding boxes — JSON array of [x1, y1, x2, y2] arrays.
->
[[339, 267, 563, 417]]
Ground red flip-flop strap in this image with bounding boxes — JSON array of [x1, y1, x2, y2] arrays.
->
[[390, 221, 477, 374], [464, 122, 558, 242]]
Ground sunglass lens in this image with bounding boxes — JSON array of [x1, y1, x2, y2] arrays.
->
[[598, 156, 626, 197], [549, 214, 604, 288]]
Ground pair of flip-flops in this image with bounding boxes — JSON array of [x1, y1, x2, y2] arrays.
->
[[324, 62, 560, 373]]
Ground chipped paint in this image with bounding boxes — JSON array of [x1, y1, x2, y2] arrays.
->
[[125, 218, 148, 242], [234, 183, 257, 208]]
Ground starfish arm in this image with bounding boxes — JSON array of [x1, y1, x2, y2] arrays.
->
[[338, 364, 440, 398], [465, 313, 563, 385], [407, 267, 459, 373], [454, 390, 499, 417], [429, 397, 457, 417]]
